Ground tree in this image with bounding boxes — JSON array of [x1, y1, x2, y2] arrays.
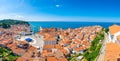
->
[[83, 30, 104, 61], [2, 23, 11, 29]]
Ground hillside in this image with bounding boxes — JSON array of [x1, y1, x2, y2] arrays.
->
[[0, 19, 30, 28]]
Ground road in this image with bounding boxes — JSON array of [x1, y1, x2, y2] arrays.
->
[[97, 32, 108, 61]]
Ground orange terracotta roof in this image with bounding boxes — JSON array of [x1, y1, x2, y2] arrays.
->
[[18, 41, 27, 45], [74, 38, 81, 44], [105, 42, 120, 61], [60, 48, 69, 55], [117, 35, 120, 41], [90, 35, 96, 41], [7, 43, 16, 49], [109, 24, 120, 35], [12, 48, 26, 55], [54, 50, 65, 59], [58, 58, 68, 61], [43, 45, 55, 49], [44, 37, 57, 41], [82, 41, 88, 45], [74, 46, 84, 52], [28, 46, 36, 51], [1, 40, 11, 45], [16, 57, 33, 61], [61, 38, 71, 45], [16, 57, 27, 61], [47, 57, 58, 61], [42, 50, 53, 57], [55, 44, 62, 49], [43, 33, 57, 41], [69, 43, 77, 49]]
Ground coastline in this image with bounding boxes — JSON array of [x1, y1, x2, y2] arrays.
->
[[29, 22, 120, 33]]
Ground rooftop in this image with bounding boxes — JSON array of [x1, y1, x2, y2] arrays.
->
[[109, 24, 120, 35], [0, 25, 102, 61], [105, 42, 120, 61]]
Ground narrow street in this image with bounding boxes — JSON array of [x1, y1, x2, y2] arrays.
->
[[97, 32, 108, 61]]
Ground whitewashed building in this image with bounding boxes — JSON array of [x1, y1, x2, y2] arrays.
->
[[108, 24, 120, 43]]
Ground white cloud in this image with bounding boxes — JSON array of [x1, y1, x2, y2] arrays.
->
[[0, 14, 26, 20], [0, 13, 120, 22], [56, 4, 60, 7]]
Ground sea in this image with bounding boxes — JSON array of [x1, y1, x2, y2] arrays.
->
[[29, 21, 120, 33]]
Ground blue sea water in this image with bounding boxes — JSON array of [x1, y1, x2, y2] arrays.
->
[[29, 21, 120, 33]]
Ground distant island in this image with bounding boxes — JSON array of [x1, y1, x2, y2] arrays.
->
[[0, 19, 30, 29]]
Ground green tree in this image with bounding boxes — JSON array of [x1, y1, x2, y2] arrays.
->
[[2, 23, 11, 29]]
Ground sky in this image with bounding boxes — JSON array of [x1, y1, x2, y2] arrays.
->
[[0, 0, 120, 22]]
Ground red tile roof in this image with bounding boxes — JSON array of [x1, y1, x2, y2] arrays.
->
[[109, 24, 120, 35], [47, 57, 58, 61]]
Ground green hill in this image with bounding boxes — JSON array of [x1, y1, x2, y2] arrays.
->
[[0, 19, 30, 29]]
